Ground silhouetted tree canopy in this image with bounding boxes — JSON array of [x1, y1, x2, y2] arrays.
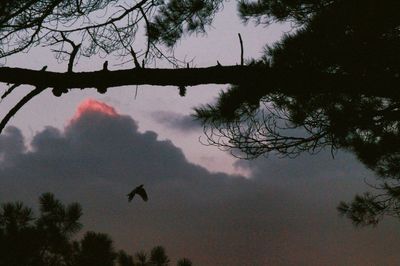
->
[[134, 250, 149, 266], [117, 250, 135, 266], [0, 193, 83, 266], [75, 231, 117, 266], [0, 194, 193, 266], [195, 0, 400, 226], [177, 258, 192, 266], [150, 245, 170, 266], [0, 1, 399, 226]]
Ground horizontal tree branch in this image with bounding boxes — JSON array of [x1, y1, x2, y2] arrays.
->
[[0, 65, 398, 98], [0, 65, 266, 88]]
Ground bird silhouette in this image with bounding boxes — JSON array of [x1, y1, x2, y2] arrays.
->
[[127, 184, 148, 202]]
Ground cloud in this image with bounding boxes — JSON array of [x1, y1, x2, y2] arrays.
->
[[150, 111, 201, 132], [1, 99, 400, 265], [0, 126, 25, 166]]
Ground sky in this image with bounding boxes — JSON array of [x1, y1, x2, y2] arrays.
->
[[1, 2, 400, 265]]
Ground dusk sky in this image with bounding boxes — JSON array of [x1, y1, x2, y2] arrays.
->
[[1, 1, 399, 265]]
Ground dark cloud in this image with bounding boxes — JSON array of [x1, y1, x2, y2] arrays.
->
[[151, 111, 201, 132], [0, 126, 25, 166], [1, 101, 400, 265]]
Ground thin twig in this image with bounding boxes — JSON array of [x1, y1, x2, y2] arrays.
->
[[1, 83, 20, 101], [134, 85, 139, 99], [238, 33, 244, 66], [130, 46, 141, 68]]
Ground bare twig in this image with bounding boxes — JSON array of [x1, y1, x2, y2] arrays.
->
[[238, 33, 244, 66], [139, 6, 151, 60], [130, 46, 141, 68], [59, 33, 81, 72], [1, 83, 20, 101]]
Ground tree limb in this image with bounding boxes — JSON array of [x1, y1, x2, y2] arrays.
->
[[0, 65, 398, 98], [0, 86, 46, 134]]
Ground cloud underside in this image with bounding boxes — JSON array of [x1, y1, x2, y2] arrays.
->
[[1, 102, 399, 265], [151, 111, 201, 132]]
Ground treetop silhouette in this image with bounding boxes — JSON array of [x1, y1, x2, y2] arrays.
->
[[0, 193, 193, 266], [0, 0, 399, 226]]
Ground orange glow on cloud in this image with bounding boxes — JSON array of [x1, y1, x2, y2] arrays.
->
[[70, 99, 118, 123]]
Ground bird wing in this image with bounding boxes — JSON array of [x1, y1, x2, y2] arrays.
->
[[136, 187, 148, 201], [127, 191, 135, 202]]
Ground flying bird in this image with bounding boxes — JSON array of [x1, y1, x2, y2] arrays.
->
[[127, 184, 148, 202]]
